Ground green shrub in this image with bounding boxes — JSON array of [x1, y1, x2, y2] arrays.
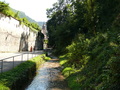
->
[[0, 54, 47, 90], [60, 32, 120, 90]]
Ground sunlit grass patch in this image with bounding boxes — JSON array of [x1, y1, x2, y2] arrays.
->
[[59, 55, 69, 65], [62, 67, 75, 77]]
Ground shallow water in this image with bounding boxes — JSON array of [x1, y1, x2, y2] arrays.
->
[[26, 57, 69, 90]]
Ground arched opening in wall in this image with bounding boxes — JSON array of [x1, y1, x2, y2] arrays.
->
[[34, 32, 44, 50]]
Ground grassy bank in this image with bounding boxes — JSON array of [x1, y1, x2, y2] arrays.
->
[[59, 33, 120, 90], [0, 54, 50, 90]]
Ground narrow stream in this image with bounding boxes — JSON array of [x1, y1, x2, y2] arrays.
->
[[26, 57, 69, 90]]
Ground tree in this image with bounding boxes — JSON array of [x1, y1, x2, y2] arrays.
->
[[0, 1, 9, 14], [47, 0, 76, 54]]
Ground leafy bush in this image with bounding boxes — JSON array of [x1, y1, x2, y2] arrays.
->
[[60, 32, 120, 90], [66, 34, 90, 69], [0, 1, 9, 14]]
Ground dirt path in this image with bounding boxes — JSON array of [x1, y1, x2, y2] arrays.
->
[[26, 56, 70, 90]]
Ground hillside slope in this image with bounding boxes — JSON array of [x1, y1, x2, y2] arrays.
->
[[11, 8, 45, 27]]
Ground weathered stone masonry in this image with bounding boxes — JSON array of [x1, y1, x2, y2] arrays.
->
[[0, 13, 43, 52]]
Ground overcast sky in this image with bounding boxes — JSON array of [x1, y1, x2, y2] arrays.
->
[[0, 0, 58, 22]]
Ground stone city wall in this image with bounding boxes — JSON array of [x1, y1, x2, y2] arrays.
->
[[0, 13, 41, 52]]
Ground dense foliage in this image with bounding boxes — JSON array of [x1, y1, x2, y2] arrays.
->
[[0, 1, 41, 31], [47, 0, 120, 89]]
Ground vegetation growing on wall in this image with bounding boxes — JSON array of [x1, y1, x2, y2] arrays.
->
[[47, 0, 120, 89], [0, 1, 41, 31]]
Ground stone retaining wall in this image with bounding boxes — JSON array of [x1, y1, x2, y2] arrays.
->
[[0, 13, 42, 52]]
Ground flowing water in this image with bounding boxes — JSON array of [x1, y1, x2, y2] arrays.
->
[[26, 57, 69, 90]]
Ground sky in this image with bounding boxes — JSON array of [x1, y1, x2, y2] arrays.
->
[[0, 0, 58, 22]]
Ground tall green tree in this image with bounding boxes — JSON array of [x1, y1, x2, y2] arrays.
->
[[47, 0, 78, 54]]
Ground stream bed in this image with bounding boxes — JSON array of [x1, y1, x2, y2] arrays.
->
[[26, 57, 69, 90]]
